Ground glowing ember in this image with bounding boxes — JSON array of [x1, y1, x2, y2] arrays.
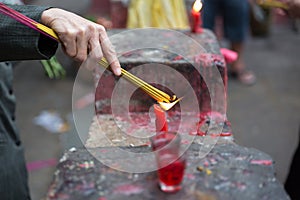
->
[[193, 0, 203, 12], [158, 97, 183, 111]]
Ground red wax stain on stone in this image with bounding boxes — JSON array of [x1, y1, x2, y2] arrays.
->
[[234, 182, 246, 191], [114, 184, 144, 195], [181, 139, 190, 145], [100, 149, 108, 153], [172, 55, 184, 61], [194, 53, 225, 68], [220, 132, 232, 137], [204, 161, 209, 167], [185, 173, 196, 180], [250, 160, 273, 166]]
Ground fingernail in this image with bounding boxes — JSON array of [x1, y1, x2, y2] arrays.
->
[[115, 68, 121, 76]]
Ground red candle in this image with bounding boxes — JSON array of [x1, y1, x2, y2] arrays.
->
[[154, 104, 168, 132], [191, 0, 203, 33]]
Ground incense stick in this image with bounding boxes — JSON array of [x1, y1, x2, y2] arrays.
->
[[98, 59, 174, 103], [0, 3, 59, 40], [257, 0, 289, 10], [0, 3, 176, 103]]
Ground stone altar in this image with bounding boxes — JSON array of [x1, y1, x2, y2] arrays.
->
[[46, 29, 289, 200]]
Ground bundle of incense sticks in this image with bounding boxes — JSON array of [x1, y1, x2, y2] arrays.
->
[[257, 0, 289, 10], [0, 3, 58, 40], [0, 3, 178, 106]]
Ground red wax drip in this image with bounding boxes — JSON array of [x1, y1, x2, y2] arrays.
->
[[154, 104, 168, 132]]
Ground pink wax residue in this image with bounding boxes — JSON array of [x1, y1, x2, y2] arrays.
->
[[114, 184, 144, 195], [26, 158, 57, 172], [172, 55, 183, 61], [185, 173, 196, 180], [235, 182, 246, 191], [194, 53, 225, 68], [250, 160, 273, 166]]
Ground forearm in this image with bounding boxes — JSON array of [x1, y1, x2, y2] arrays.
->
[[0, 4, 121, 75], [0, 4, 58, 61]]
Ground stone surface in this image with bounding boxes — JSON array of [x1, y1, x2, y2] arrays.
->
[[86, 111, 232, 148], [39, 25, 288, 199], [41, 103, 289, 199], [46, 143, 289, 200]]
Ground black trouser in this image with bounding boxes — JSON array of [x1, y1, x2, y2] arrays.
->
[[0, 142, 30, 200], [0, 62, 30, 200], [285, 127, 300, 200]]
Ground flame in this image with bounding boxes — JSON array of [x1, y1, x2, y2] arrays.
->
[[193, 0, 203, 12], [158, 97, 183, 111]]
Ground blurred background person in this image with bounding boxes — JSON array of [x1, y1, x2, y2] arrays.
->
[[126, 0, 189, 29], [202, 0, 256, 85]]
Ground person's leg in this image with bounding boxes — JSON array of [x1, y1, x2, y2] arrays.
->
[[0, 62, 31, 200], [0, 144, 31, 200], [202, 0, 220, 31], [230, 42, 256, 85], [223, 0, 256, 85]]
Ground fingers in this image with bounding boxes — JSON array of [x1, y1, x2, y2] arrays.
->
[[60, 23, 121, 76], [75, 28, 89, 61], [85, 36, 103, 71], [59, 27, 78, 59], [42, 8, 121, 75], [98, 27, 122, 76], [61, 25, 90, 61]]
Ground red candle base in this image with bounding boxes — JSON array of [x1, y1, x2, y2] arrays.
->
[[154, 104, 168, 132], [191, 10, 202, 34]]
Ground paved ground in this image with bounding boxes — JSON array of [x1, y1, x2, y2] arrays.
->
[[11, 2, 300, 199], [228, 23, 300, 184]]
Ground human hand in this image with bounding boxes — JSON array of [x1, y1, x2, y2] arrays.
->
[[41, 8, 121, 76]]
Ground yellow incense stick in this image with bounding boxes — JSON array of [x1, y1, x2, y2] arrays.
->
[[99, 59, 174, 103], [36, 24, 59, 40], [0, 3, 179, 105], [257, 0, 289, 10]]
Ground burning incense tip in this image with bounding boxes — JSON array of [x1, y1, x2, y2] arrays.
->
[[158, 97, 183, 111], [257, 0, 289, 10]]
